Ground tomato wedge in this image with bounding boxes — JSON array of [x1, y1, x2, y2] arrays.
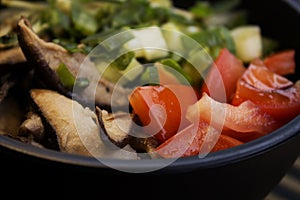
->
[[155, 121, 243, 158], [186, 93, 280, 134], [201, 48, 246, 103], [232, 62, 300, 122], [232, 80, 300, 122], [263, 49, 296, 75], [129, 84, 199, 143], [155, 123, 204, 158], [221, 129, 265, 143], [240, 63, 293, 90]]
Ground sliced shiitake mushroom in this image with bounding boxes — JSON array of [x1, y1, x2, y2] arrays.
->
[[0, 46, 32, 75], [30, 88, 106, 156], [0, 95, 25, 136], [30, 88, 138, 159], [0, 65, 33, 103], [0, 73, 16, 102], [0, 47, 26, 66], [96, 107, 132, 148], [17, 16, 131, 110], [18, 111, 45, 142]]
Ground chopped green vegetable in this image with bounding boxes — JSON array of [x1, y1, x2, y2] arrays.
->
[[56, 62, 89, 90], [190, 1, 213, 18], [110, 51, 135, 71], [71, 1, 98, 36], [118, 57, 144, 82], [101, 29, 135, 52], [159, 58, 192, 84], [1, 0, 279, 91], [56, 62, 76, 89], [140, 65, 160, 85], [188, 27, 236, 59]]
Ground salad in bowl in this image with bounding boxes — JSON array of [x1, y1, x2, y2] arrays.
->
[[0, 0, 299, 164]]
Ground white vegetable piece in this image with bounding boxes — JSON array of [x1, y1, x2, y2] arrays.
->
[[230, 25, 262, 62], [124, 26, 169, 61], [161, 22, 184, 53]]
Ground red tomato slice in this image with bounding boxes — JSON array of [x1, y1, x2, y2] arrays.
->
[[263, 49, 296, 75], [155, 121, 243, 158], [241, 64, 293, 90], [232, 61, 300, 122], [232, 79, 300, 122], [221, 129, 265, 143], [155, 123, 204, 158], [186, 93, 280, 134], [129, 84, 199, 143], [201, 48, 246, 103]]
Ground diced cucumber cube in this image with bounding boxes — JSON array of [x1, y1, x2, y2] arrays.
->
[[124, 26, 169, 61], [161, 22, 185, 53], [230, 25, 262, 62]]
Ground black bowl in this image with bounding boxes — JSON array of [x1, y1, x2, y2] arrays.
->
[[0, 0, 299, 199]]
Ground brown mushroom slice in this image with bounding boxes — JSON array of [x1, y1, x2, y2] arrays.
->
[[30, 89, 138, 159], [0, 47, 26, 65], [129, 137, 159, 154], [0, 95, 24, 136], [0, 74, 16, 102], [18, 111, 45, 142], [0, 46, 31, 75], [30, 89, 107, 156], [17, 17, 131, 109], [2, 132, 46, 149], [97, 108, 132, 148]]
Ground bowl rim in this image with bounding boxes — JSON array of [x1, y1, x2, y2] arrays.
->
[[0, 115, 299, 173]]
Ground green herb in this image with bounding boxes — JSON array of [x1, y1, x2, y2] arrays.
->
[[189, 0, 246, 28], [190, 2, 213, 18], [188, 27, 236, 58], [159, 58, 192, 84], [56, 62, 76, 89], [140, 65, 160, 86], [71, 1, 98, 36], [110, 51, 135, 70]]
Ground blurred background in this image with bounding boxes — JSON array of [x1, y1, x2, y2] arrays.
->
[[266, 156, 300, 200]]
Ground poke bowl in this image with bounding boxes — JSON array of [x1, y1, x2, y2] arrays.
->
[[0, 0, 299, 199]]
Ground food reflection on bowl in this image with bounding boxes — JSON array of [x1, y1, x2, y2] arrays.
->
[[0, 0, 300, 199]]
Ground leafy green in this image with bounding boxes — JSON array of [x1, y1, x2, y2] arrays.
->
[[190, 2, 213, 18], [71, 1, 98, 36], [56, 62, 90, 89], [140, 65, 160, 86], [56, 62, 76, 89], [188, 27, 236, 58], [0, 0, 256, 89], [159, 58, 192, 84], [189, 0, 247, 28], [110, 51, 135, 70]]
